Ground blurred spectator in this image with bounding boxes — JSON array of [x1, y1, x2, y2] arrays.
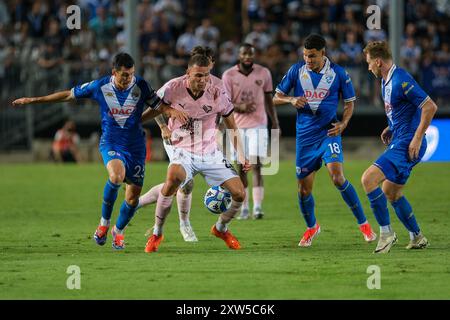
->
[[195, 18, 220, 51], [88, 6, 115, 45], [244, 21, 272, 51], [341, 31, 363, 96], [175, 23, 200, 55], [401, 37, 422, 78], [51, 120, 81, 163]]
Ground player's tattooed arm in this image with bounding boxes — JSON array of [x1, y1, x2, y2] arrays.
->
[[12, 90, 74, 106], [155, 114, 172, 143]]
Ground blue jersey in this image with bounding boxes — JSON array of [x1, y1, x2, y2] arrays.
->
[[276, 57, 356, 145], [381, 65, 429, 141], [72, 75, 161, 150]]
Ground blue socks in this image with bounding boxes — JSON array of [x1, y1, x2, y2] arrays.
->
[[298, 193, 316, 228], [337, 180, 367, 224], [102, 180, 121, 220], [391, 196, 420, 235], [116, 201, 138, 230], [367, 187, 390, 227]]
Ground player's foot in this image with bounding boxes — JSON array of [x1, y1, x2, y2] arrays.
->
[[359, 222, 377, 242], [406, 233, 429, 250], [236, 208, 250, 220], [180, 224, 198, 242], [298, 224, 321, 247], [111, 226, 125, 250], [145, 234, 164, 253], [253, 207, 264, 220], [374, 231, 397, 253], [93, 225, 109, 246], [211, 225, 241, 250]]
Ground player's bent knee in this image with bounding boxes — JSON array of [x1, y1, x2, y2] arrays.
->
[[109, 173, 124, 185], [231, 189, 245, 202], [331, 174, 345, 187], [298, 188, 311, 198], [180, 180, 194, 194]]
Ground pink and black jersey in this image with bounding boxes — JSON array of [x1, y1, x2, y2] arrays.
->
[[157, 75, 234, 155], [222, 64, 273, 128]]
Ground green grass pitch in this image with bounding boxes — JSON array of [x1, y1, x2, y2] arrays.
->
[[1, 161, 449, 299]]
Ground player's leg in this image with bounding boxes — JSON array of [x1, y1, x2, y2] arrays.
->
[[326, 161, 376, 242], [145, 163, 186, 253], [94, 158, 125, 246], [297, 172, 321, 247], [211, 176, 245, 249], [382, 180, 428, 249], [361, 165, 397, 253], [252, 157, 264, 219], [111, 183, 142, 249], [236, 163, 250, 220], [177, 179, 198, 242], [137, 183, 164, 209], [249, 126, 268, 219]]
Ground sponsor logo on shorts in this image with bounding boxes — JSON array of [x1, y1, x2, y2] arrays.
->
[[108, 151, 116, 156], [331, 154, 338, 158]]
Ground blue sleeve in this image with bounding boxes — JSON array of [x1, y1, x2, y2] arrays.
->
[[140, 79, 162, 110], [401, 72, 429, 108], [276, 64, 298, 95], [338, 68, 356, 102], [72, 79, 99, 100]]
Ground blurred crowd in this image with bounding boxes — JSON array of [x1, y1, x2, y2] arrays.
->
[[1, 0, 449, 110]]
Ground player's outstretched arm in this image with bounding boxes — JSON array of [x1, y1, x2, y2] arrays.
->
[[223, 115, 251, 172], [409, 98, 438, 160], [12, 90, 74, 106]]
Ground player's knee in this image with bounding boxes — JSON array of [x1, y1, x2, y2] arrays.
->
[[109, 173, 124, 185], [126, 197, 139, 207], [331, 174, 345, 187], [231, 188, 245, 202], [361, 171, 373, 190], [298, 187, 311, 198], [180, 180, 194, 194], [166, 175, 183, 188]]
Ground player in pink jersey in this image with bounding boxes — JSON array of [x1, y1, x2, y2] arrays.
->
[[222, 43, 280, 220], [138, 47, 226, 242], [141, 54, 251, 253]]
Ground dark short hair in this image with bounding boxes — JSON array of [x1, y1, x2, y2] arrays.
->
[[191, 46, 215, 62], [363, 41, 392, 60], [239, 43, 255, 51], [113, 52, 135, 69], [188, 54, 210, 68], [304, 34, 326, 50]]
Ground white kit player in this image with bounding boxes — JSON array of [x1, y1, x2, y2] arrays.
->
[[141, 54, 251, 253], [222, 43, 280, 220]]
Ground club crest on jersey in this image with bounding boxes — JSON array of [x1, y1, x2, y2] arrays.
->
[[131, 87, 140, 100], [304, 89, 329, 100], [255, 80, 263, 86], [202, 105, 212, 113], [325, 75, 333, 84]]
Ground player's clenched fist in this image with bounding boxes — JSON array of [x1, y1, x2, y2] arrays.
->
[[289, 96, 308, 109]]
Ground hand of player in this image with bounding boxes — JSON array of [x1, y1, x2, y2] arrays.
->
[[244, 102, 256, 113], [408, 136, 422, 161], [327, 122, 346, 137], [167, 107, 189, 124], [160, 125, 172, 144], [290, 96, 308, 109], [380, 127, 392, 145], [12, 97, 34, 106], [241, 159, 251, 173]]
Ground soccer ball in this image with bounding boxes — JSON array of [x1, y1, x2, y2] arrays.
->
[[204, 186, 232, 214]]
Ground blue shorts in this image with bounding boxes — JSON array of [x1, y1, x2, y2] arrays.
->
[[296, 135, 344, 179], [99, 144, 146, 186], [374, 137, 427, 185]]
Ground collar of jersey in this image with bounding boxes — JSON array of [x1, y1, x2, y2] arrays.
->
[[110, 76, 136, 91], [305, 56, 330, 74], [384, 64, 397, 86]]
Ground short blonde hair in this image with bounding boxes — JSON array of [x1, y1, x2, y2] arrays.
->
[[363, 41, 392, 60]]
